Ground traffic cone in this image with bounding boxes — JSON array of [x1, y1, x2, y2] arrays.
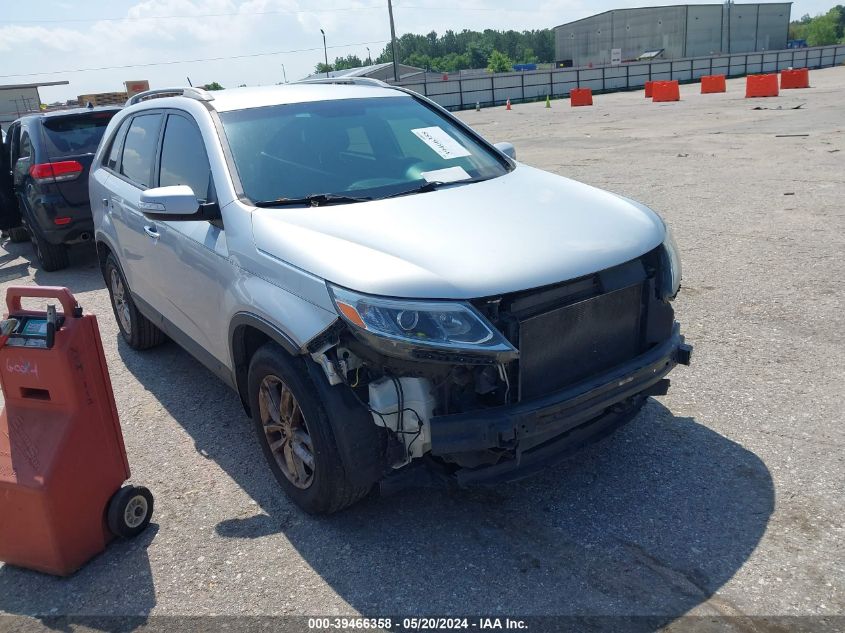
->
[[475, 101, 480, 111], [506, 98, 511, 110], [545, 95, 551, 108]]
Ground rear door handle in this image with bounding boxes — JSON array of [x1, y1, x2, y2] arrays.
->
[[143, 225, 159, 239]]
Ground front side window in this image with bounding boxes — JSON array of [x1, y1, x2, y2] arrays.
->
[[120, 114, 162, 188], [158, 114, 212, 202], [219, 96, 509, 204]]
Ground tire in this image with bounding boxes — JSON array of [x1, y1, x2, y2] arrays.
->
[[248, 343, 380, 514], [31, 231, 69, 272], [104, 253, 166, 350], [8, 226, 28, 243], [107, 486, 154, 538]]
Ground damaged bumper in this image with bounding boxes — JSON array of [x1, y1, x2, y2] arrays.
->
[[427, 324, 691, 485]]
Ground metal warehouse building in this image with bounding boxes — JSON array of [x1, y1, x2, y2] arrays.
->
[[555, 3, 792, 68], [0, 81, 69, 126]]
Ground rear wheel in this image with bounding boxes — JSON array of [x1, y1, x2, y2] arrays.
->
[[248, 344, 376, 514], [104, 253, 166, 350], [8, 226, 28, 243], [31, 231, 69, 272]]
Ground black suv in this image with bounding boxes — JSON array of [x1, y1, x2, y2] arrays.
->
[[3, 107, 120, 270]]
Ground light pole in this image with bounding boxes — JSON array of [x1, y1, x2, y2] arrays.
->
[[387, 0, 399, 82], [320, 28, 329, 77], [366, 47, 371, 65], [281, 64, 288, 83]]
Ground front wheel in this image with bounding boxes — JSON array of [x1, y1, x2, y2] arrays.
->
[[248, 344, 375, 514]]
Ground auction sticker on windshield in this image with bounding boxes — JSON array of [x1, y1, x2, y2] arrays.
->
[[420, 166, 471, 183], [411, 126, 471, 160]]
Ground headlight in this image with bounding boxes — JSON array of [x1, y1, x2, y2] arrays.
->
[[660, 224, 682, 300], [328, 284, 517, 358]]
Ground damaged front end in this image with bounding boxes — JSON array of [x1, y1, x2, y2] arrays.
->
[[309, 245, 691, 490]]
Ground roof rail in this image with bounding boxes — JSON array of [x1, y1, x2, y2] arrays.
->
[[126, 87, 215, 107], [296, 77, 389, 88]]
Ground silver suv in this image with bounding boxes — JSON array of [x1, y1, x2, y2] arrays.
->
[[90, 81, 691, 514]]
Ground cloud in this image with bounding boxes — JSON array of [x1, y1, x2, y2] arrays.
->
[[0, 25, 87, 52]]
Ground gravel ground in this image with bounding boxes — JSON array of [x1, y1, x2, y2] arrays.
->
[[0, 68, 843, 628]]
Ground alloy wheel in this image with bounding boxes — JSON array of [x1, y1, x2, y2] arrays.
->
[[110, 269, 132, 335], [258, 375, 315, 489]]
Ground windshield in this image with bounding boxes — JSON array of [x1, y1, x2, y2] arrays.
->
[[41, 111, 117, 158], [219, 96, 509, 203]]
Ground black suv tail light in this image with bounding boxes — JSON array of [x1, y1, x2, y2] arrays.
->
[[29, 161, 83, 184]]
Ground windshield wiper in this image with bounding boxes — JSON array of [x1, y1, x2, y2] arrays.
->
[[382, 177, 489, 199], [253, 193, 372, 208]]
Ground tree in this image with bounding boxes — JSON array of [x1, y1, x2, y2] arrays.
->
[[203, 82, 224, 90], [314, 62, 333, 74], [438, 52, 471, 72], [467, 41, 493, 68], [789, 6, 845, 43], [833, 5, 845, 41], [371, 27, 556, 71], [515, 47, 539, 64], [406, 52, 433, 70], [806, 10, 839, 45], [788, 20, 808, 40], [333, 54, 363, 71], [487, 49, 513, 73]]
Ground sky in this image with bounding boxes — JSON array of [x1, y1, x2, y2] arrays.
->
[[1, 0, 835, 103]]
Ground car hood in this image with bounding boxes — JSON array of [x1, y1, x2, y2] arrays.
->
[[251, 164, 666, 299]]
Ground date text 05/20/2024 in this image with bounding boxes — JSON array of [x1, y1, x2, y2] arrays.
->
[[307, 618, 528, 630]]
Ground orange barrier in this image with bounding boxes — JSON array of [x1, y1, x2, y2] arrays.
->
[[700, 74, 726, 94], [644, 81, 654, 98], [652, 80, 680, 102], [570, 88, 593, 107], [746, 74, 779, 98], [781, 68, 810, 89]]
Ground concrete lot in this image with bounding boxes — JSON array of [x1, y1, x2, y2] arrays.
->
[[0, 68, 843, 627]]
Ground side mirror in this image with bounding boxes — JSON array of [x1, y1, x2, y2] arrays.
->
[[139, 185, 199, 216], [494, 142, 516, 160]]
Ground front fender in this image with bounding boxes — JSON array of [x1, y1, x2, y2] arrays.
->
[[229, 311, 339, 414]]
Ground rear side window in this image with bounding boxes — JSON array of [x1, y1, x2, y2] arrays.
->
[[105, 118, 131, 171], [19, 133, 33, 159], [158, 114, 212, 201], [41, 111, 117, 158], [120, 114, 162, 188]]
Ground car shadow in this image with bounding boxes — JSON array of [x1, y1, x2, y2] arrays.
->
[[112, 340, 773, 626], [0, 525, 159, 631], [0, 238, 104, 294]]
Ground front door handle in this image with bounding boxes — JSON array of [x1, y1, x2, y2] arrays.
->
[[143, 225, 159, 239]]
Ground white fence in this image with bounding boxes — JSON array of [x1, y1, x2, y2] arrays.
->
[[394, 44, 845, 110]]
